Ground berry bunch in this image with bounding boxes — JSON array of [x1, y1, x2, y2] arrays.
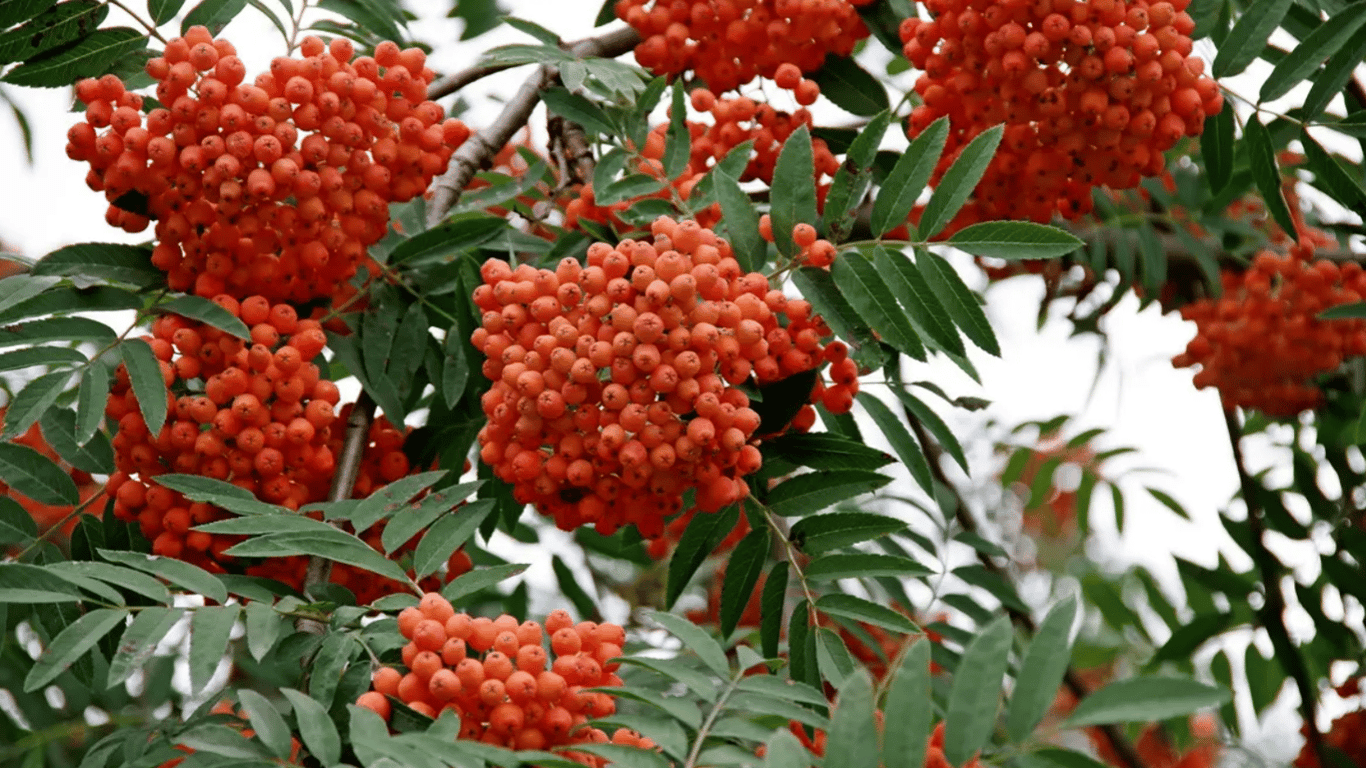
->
[[66, 28, 470, 302], [900, 0, 1222, 227], [1171, 245, 1366, 415], [358, 596, 652, 764], [0, 411, 107, 548], [471, 216, 841, 538], [565, 81, 839, 234], [615, 0, 873, 93]]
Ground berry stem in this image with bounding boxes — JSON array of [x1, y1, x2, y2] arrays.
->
[[12, 490, 106, 561], [1223, 408, 1330, 768], [107, 0, 167, 44], [682, 666, 745, 768], [425, 25, 642, 228]]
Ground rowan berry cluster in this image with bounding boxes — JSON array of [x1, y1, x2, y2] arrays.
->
[[901, 0, 1222, 228], [0, 411, 107, 547], [564, 79, 839, 234], [472, 216, 842, 538], [357, 596, 651, 764], [66, 27, 469, 302], [1172, 245, 1366, 415], [615, 0, 873, 92]]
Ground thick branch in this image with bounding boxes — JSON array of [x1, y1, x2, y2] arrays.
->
[[425, 25, 642, 228], [893, 364, 1150, 768], [1222, 409, 1329, 768], [297, 394, 375, 632]]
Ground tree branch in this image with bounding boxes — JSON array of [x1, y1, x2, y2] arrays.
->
[[424, 25, 642, 228], [1222, 408, 1329, 768], [892, 361, 1150, 768]]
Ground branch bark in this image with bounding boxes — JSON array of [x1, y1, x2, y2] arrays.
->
[[425, 25, 642, 228], [1223, 409, 1329, 768]]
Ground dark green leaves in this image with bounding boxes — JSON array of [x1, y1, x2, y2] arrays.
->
[[1006, 596, 1077, 740], [917, 250, 999, 356], [158, 295, 251, 340], [665, 503, 739, 609], [811, 55, 889, 117], [790, 511, 906, 555], [1245, 116, 1297, 237], [805, 553, 930, 581], [99, 549, 228, 604], [716, 170, 765, 273], [871, 116, 947, 237], [883, 639, 933, 768], [388, 216, 507, 266], [1261, 2, 1366, 102], [1301, 131, 1366, 211], [1202, 103, 1234, 194], [719, 529, 768, 637], [1304, 22, 1366, 119], [770, 125, 819, 257], [766, 470, 893, 518], [856, 393, 933, 494], [943, 615, 1012, 766], [645, 610, 729, 678], [182, 0, 248, 35], [817, 594, 916, 633], [282, 687, 343, 766], [1212, 0, 1292, 77], [3, 27, 146, 86], [2, 370, 70, 440], [1063, 677, 1231, 728], [918, 125, 1003, 240], [189, 605, 240, 693], [832, 252, 926, 360], [0, 441, 78, 504], [32, 242, 159, 286], [24, 607, 127, 691], [0, 0, 107, 66], [824, 670, 880, 768], [122, 338, 169, 438], [947, 222, 1082, 260]]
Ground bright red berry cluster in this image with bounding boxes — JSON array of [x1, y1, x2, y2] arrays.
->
[[615, 0, 874, 92], [67, 27, 470, 302], [358, 595, 652, 764], [901, 0, 1222, 227], [1172, 244, 1366, 416], [564, 80, 839, 234], [471, 216, 841, 538]]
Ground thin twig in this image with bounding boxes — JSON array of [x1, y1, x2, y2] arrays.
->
[[1222, 409, 1329, 768], [683, 670, 744, 768], [108, 0, 167, 43], [296, 393, 375, 632], [424, 25, 642, 228], [894, 363, 1150, 768]]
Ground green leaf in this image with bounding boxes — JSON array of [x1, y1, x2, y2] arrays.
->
[[541, 87, 615, 137], [918, 125, 1003, 240], [411, 499, 492, 580], [0, 0, 57, 28], [440, 562, 527, 604], [764, 728, 812, 768], [0, 441, 78, 504], [2, 370, 71, 441], [75, 357, 110, 445], [767, 469, 893, 518], [149, 0, 189, 25], [666, 502, 740, 608], [806, 553, 932, 581], [1262, 3, 1366, 101], [1302, 131, 1366, 211], [1319, 302, 1366, 320], [24, 607, 127, 691], [790, 511, 906, 555], [158, 473, 288, 517], [716, 170, 765, 274], [3, 27, 146, 87], [236, 689, 293, 760], [1245, 116, 1298, 241], [1304, 22, 1366, 119], [1211, 0, 1293, 77], [645, 609, 730, 679], [816, 594, 916, 634], [873, 247, 964, 357], [1063, 676, 1232, 728], [917, 250, 999, 355], [832, 253, 926, 360], [0, 316, 115, 347], [948, 221, 1082, 260], [1007, 596, 1078, 741], [98, 549, 228, 603], [825, 669, 879, 768], [0, 275, 59, 316], [107, 606, 183, 687], [389, 215, 506, 264], [567, 744, 670, 768], [39, 409, 113, 473], [663, 81, 691, 178], [282, 687, 343, 766], [158, 295, 251, 340], [189, 605, 239, 693], [790, 266, 888, 370], [771, 124, 819, 257], [1202, 103, 1234, 194], [0, 345, 84, 373], [943, 615, 1012, 766], [0, 497, 37, 545], [871, 116, 947, 237], [0, 0, 107, 66], [0, 562, 89, 603], [182, 0, 248, 35], [720, 529, 768, 637], [762, 432, 893, 471], [244, 599, 283, 661], [760, 560, 788, 659], [856, 393, 934, 493], [552, 554, 599, 621], [812, 55, 889, 117], [788, 600, 819, 690], [121, 338, 168, 438], [883, 638, 933, 768], [224, 532, 411, 584], [1147, 487, 1191, 521]]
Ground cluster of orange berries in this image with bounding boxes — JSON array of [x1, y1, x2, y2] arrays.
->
[[564, 77, 839, 234], [357, 595, 651, 764], [1172, 244, 1366, 415], [616, 0, 873, 93], [67, 28, 469, 302], [472, 216, 843, 538], [0, 411, 107, 549], [901, 0, 1222, 228]]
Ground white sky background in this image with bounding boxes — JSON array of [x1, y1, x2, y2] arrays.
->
[[0, 0, 1363, 762]]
